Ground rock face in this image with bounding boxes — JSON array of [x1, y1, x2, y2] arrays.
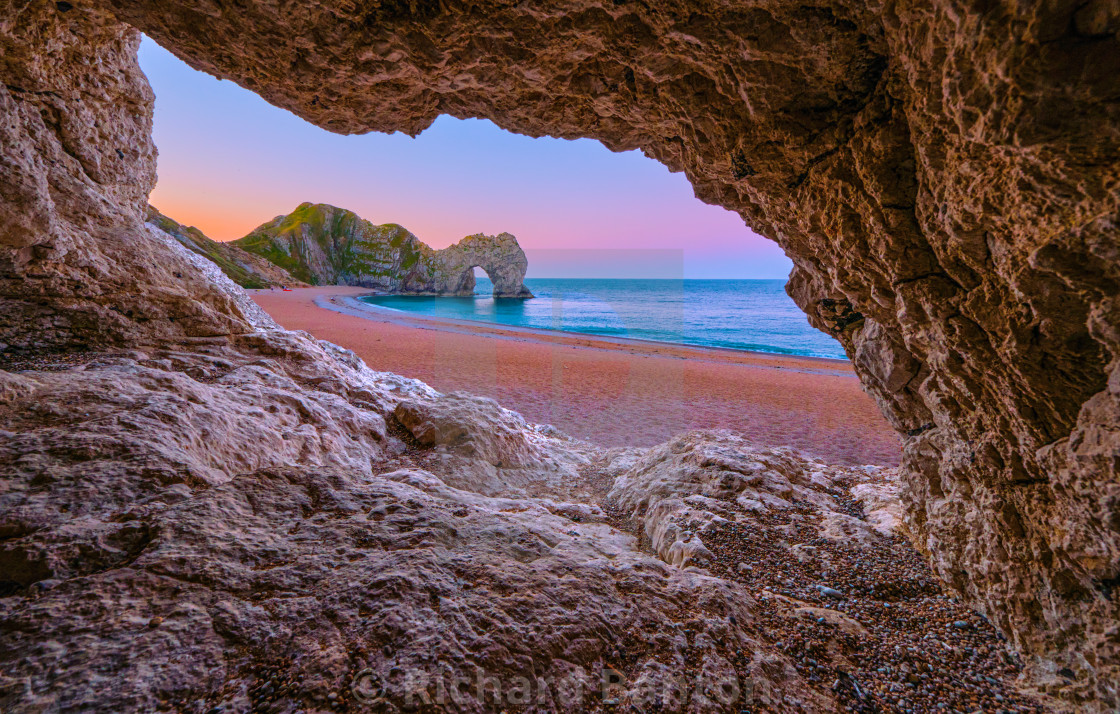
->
[[235, 202, 533, 297], [0, 334, 1045, 713], [146, 207, 305, 289], [1, 0, 1118, 708], [429, 232, 534, 299], [0, 2, 262, 352]]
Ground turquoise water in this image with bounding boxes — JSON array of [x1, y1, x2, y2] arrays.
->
[[361, 278, 846, 360]]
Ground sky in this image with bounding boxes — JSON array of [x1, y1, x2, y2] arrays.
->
[[139, 37, 793, 279]]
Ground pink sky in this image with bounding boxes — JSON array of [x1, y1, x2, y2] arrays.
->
[[141, 38, 793, 279]]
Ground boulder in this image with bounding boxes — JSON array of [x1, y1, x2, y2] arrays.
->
[[0, 343, 1044, 712], [392, 391, 591, 498], [0, 335, 827, 713]]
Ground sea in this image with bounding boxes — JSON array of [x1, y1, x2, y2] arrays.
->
[[360, 277, 846, 360]]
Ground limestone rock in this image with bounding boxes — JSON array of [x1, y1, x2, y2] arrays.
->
[[608, 431, 884, 568], [392, 392, 592, 498], [0, 2, 261, 351], [430, 232, 533, 298], [849, 467, 905, 538], [1, 0, 1118, 706], [2, 337, 1049, 712], [146, 206, 305, 289], [81, 1, 1116, 704], [234, 202, 533, 297], [145, 223, 282, 332], [0, 334, 838, 713]]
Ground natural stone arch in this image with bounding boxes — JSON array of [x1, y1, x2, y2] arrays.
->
[[442, 261, 516, 298], [431, 233, 533, 298], [1, 0, 1118, 707]]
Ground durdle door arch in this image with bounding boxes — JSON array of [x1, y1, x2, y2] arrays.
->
[[434, 233, 535, 298], [1, 0, 1118, 708]]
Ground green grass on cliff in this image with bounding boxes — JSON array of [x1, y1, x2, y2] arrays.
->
[[227, 203, 522, 292], [148, 207, 273, 289], [232, 203, 429, 285], [234, 231, 319, 285], [274, 202, 329, 236]]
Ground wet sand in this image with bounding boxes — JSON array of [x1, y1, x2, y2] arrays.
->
[[250, 287, 902, 466]]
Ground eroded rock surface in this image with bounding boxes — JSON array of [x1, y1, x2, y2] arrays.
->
[[605, 432, 1046, 713], [70, 1, 1115, 705], [235, 202, 532, 297], [1, 0, 1118, 707], [0, 333, 1045, 713], [0, 2, 261, 351], [393, 392, 590, 497]]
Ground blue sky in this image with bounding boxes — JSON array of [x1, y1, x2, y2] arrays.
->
[[139, 37, 793, 279]]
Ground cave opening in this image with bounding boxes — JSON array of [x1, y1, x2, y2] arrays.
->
[[138, 36, 793, 282], [459, 265, 487, 296]]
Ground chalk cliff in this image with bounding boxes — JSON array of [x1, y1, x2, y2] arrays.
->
[[235, 202, 533, 297]]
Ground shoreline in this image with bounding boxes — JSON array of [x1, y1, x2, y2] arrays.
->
[[325, 293, 853, 376], [350, 291, 849, 365], [248, 287, 902, 466]]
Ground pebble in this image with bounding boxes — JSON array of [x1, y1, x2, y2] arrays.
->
[[700, 486, 1047, 714]]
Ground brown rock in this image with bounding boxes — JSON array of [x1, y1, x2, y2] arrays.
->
[[0, 333, 840, 713], [0, 2, 260, 351], [608, 431, 899, 567], [392, 391, 592, 498], [1, 0, 1117, 707]]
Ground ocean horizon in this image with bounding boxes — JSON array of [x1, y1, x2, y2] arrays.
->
[[361, 277, 847, 360]]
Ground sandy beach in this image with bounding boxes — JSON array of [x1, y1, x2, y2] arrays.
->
[[250, 287, 902, 466]]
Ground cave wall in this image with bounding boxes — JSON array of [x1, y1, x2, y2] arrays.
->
[[2, 0, 1118, 707], [0, 1, 259, 350]]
